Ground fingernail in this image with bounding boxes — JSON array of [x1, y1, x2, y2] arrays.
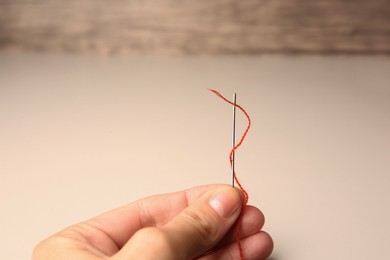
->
[[209, 188, 241, 218]]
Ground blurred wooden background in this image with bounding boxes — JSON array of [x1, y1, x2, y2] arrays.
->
[[0, 0, 389, 55]]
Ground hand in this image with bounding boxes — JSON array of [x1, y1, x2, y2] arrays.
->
[[33, 184, 273, 259]]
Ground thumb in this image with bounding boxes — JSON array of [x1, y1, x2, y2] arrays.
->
[[164, 186, 242, 259], [114, 186, 243, 260], [163, 186, 243, 258]]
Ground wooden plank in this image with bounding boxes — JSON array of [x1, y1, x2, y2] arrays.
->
[[0, 0, 389, 54]]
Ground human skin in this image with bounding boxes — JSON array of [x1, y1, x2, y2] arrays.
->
[[33, 184, 273, 259]]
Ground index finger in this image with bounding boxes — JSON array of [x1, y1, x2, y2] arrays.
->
[[84, 184, 226, 249]]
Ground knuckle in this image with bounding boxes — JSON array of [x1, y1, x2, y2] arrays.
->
[[132, 227, 175, 256], [32, 235, 69, 259], [134, 227, 166, 244], [32, 239, 47, 259]]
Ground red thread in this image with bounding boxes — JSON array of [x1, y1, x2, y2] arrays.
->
[[209, 88, 251, 260]]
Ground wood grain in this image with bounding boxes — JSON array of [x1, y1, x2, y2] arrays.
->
[[0, 0, 389, 55]]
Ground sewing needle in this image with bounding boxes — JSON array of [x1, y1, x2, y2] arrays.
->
[[232, 93, 237, 187]]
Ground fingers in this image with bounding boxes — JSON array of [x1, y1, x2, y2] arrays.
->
[[85, 184, 226, 249], [199, 231, 274, 260], [215, 205, 266, 248], [115, 186, 244, 260]]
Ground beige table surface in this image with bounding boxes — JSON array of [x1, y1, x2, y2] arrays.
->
[[1, 53, 389, 260]]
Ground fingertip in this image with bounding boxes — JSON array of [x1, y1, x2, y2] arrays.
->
[[241, 231, 274, 259], [209, 186, 242, 218], [244, 205, 265, 231], [201, 230, 274, 260], [255, 231, 274, 259]]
